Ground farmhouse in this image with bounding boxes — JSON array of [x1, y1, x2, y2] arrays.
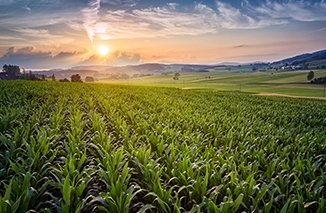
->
[[85, 76, 95, 82]]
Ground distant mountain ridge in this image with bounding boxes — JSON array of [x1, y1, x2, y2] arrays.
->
[[272, 49, 326, 66], [33, 49, 326, 79]]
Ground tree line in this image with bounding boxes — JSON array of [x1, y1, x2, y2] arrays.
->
[[1, 64, 83, 82], [310, 76, 326, 84], [2, 64, 46, 81], [307, 70, 326, 84]]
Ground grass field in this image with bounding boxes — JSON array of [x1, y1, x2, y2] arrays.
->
[[99, 69, 326, 98], [0, 81, 325, 212]]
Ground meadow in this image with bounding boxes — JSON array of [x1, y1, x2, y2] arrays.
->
[[0, 80, 325, 212], [99, 67, 326, 98]]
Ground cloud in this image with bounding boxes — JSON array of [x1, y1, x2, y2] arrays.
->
[[316, 27, 326, 32], [82, 0, 101, 43], [0, 35, 24, 41], [98, 3, 221, 39], [53, 49, 90, 63], [254, 1, 326, 22], [0, 46, 90, 69], [66, 21, 85, 31], [13, 28, 52, 38], [0, 46, 52, 68], [2, 0, 325, 47], [22, 5, 31, 12], [233, 45, 247, 48], [102, 0, 140, 7], [0, 46, 140, 68], [89, 1, 326, 40], [215, 1, 290, 29], [110, 51, 140, 65], [10, 28, 75, 45], [82, 50, 141, 66], [215, 2, 254, 28]]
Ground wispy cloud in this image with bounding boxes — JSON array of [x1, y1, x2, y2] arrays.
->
[[233, 45, 247, 48], [91, 1, 326, 40], [22, 5, 31, 12], [316, 27, 326, 32], [215, 1, 288, 29], [13, 28, 53, 38], [0, 35, 24, 41], [82, 0, 101, 43], [11, 28, 74, 45], [102, 0, 140, 7], [3, 0, 325, 44], [254, 1, 326, 22], [66, 21, 85, 32], [99, 3, 220, 39]]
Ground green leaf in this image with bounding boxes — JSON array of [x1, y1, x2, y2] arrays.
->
[[3, 181, 12, 201], [62, 174, 71, 205], [264, 194, 274, 213], [97, 206, 110, 213], [280, 199, 291, 213], [9, 160, 20, 174], [137, 204, 156, 213], [232, 193, 244, 212]]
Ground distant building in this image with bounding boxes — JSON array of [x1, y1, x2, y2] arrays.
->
[[85, 76, 95, 82]]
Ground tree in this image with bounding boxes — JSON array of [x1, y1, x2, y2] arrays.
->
[[2, 64, 20, 77], [307, 70, 314, 81], [29, 71, 34, 80], [173, 73, 180, 80], [51, 74, 56, 81], [71, 74, 83, 82], [59, 78, 70, 82]]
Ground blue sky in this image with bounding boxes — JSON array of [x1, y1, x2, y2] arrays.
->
[[0, 0, 325, 69]]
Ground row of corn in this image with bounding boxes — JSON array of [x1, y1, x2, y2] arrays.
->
[[0, 80, 325, 212]]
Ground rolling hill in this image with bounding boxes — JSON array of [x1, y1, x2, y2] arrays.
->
[[33, 49, 326, 79], [271, 49, 326, 66]]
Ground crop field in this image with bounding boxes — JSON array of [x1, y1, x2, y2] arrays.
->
[[0, 81, 325, 213], [100, 69, 326, 98]]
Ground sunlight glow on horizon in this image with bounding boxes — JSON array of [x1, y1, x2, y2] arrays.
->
[[97, 45, 109, 56]]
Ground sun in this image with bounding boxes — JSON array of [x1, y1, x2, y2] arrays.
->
[[98, 45, 109, 56]]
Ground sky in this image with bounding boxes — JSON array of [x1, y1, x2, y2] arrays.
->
[[0, 0, 326, 69]]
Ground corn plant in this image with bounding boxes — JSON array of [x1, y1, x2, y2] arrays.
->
[[0, 81, 325, 212]]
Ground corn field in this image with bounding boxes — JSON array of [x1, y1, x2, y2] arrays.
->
[[0, 81, 325, 213]]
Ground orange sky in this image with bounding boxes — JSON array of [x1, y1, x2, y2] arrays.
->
[[0, 0, 326, 69]]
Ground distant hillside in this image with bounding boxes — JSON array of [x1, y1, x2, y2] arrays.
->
[[105, 63, 170, 74], [33, 63, 223, 80], [102, 63, 218, 73], [35, 69, 99, 79], [32, 49, 326, 80], [272, 49, 326, 66]]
